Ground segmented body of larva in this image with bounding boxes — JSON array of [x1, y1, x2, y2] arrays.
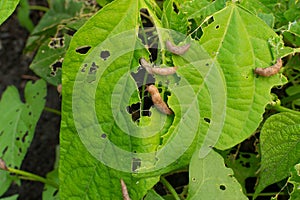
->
[[120, 179, 131, 200], [254, 58, 282, 77], [140, 58, 177, 75], [165, 40, 190, 55], [146, 85, 173, 115]]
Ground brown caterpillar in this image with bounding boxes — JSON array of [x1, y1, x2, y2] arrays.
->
[[120, 179, 131, 200], [165, 40, 190, 55], [146, 85, 173, 115], [254, 58, 282, 77], [140, 58, 177, 75]]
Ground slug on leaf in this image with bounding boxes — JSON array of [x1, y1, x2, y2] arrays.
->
[[165, 40, 190, 55], [254, 58, 282, 77], [146, 85, 173, 115], [140, 58, 177, 75]]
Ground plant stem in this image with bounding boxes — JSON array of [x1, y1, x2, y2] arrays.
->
[[8, 167, 58, 188], [160, 176, 180, 200], [270, 104, 300, 115], [29, 5, 49, 12], [44, 106, 61, 115], [247, 192, 286, 196]]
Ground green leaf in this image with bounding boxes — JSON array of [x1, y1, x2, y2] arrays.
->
[[0, 0, 20, 26], [60, 0, 160, 199], [17, 0, 34, 32], [199, 4, 288, 154], [255, 112, 300, 196], [239, 0, 288, 27], [144, 189, 165, 200], [29, 34, 71, 86], [25, 0, 85, 51], [162, 0, 188, 34], [0, 80, 46, 196], [289, 163, 300, 200], [181, 0, 226, 22], [43, 146, 59, 200], [187, 150, 247, 199], [0, 195, 18, 200], [220, 150, 260, 192]]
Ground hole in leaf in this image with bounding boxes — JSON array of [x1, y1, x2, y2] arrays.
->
[[22, 131, 29, 143], [215, 25, 220, 29], [204, 118, 211, 123], [49, 37, 65, 49], [76, 46, 91, 54], [89, 62, 99, 75], [2, 146, 8, 156], [18, 147, 22, 154], [132, 158, 141, 172], [28, 112, 32, 116], [172, 2, 179, 13], [241, 153, 250, 159], [53, 189, 58, 196], [81, 64, 88, 72], [16, 137, 20, 141], [219, 185, 226, 190], [100, 50, 110, 60], [192, 177, 196, 182], [101, 133, 107, 139]]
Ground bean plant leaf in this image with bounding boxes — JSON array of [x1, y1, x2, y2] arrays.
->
[[219, 150, 260, 191], [0, 0, 20, 26], [25, 0, 86, 51], [29, 34, 71, 86], [144, 190, 164, 200], [289, 163, 300, 199], [254, 112, 300, 196], [0, 80, 46, 196], [0, 195, 19, 200], [60, 1, 295, 199], [60, 0, 161, 199], [181, 0, 226, 22], [187, 150, 247, 199]]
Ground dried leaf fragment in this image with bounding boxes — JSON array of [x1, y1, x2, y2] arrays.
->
[[140, 58, 177, 75], [146, 85, 173, 115], [165, 40, 190, 55], [254, 58, 282, 77]]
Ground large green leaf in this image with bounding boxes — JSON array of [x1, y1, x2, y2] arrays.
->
[[0, 0, 20, 26], [0, 80, 46, 196], [60, 0, 161, 199], [255, 112, 300, 196], [187, 150, 247, 199]]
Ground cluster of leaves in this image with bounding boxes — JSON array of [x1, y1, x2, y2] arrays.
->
[[0, 0, 300, 200]]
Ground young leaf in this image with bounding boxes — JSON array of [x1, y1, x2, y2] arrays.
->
[[0, 0, 20, 26], [0, 80, 46, 196], [187, 150, 247, 199], [255, 112, 300, 196]]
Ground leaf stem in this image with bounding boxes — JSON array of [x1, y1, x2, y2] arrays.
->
[[269, 104, 300, 115], [160, 176, 180, 200], [44, 106, 61, 115], [29, 5, 49, 12], [7, 167, 58, 188]]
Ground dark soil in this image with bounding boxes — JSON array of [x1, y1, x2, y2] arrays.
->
[[0, 3, 60, 200]]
